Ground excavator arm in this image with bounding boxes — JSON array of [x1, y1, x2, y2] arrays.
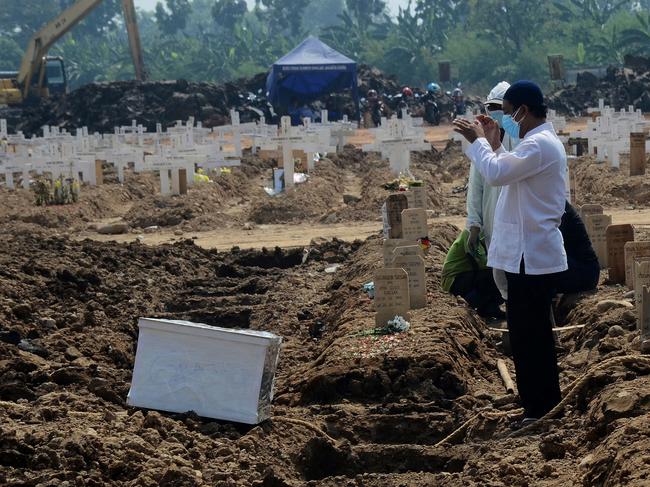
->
[[15, 0, 147, 100], [122, 0, 148, 82], [17, 0, 104, 98]]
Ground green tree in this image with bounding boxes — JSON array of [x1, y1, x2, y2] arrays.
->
[[553, 0, 632, 27], [212, 0, 248, 30], [155, 0, 192, 34], [254, 0, 310, 38], [619, 12, 650, 55]]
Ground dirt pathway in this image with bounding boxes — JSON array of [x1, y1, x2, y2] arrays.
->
[[79, 207, 650, 251]]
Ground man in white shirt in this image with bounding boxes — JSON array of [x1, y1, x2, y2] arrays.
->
[[453, 81, 567, 425]]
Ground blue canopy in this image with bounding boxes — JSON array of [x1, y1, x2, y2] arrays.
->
[[266, 36, 359, 120]]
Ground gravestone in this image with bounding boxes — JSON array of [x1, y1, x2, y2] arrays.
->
[[392, 244, 424, 260], [624, 241, 650, 289], [642, 286, 650, 340], [127, 318, 282, 424], [606, 224, 634, 284], [382, 238, 415, 266], [382, 194, 409, 239], [585, 214, 612, 269], [178, 168, 188, 195], [95, 160, 104, 185], [580, 204, 603, 221], [406, 184, 427, 210], [568, 168, 577, 204], [630, 132, 646, 176], [392, 255, 427, 309], [374, 268, 410, 326], [635, 261, 650, 331], [401, 208, 429, 242]]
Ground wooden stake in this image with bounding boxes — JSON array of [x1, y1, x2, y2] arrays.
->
[[497, 359, 515, 394]]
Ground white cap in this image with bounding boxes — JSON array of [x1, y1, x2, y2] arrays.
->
[[485, 81, 511, 106]]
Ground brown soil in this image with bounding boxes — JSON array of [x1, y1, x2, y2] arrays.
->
[[1, 222, 650, 486], [2, 123, 650, 486], [571, 155, 650, 208]]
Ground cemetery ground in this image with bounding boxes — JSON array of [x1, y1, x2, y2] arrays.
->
[[1, 123, 650, 486]]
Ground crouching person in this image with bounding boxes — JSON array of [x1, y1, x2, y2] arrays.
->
[[441, 229, 505, 320]]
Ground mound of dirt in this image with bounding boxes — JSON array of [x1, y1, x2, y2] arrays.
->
[[0, 168, 157, 235], [2, 216, 650, 485], [548, 55, 650, 116], [571, 155, 650, 207]]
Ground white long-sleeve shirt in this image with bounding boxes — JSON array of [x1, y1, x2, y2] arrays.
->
[[465, 122, 568, 275], [466, 133, 516, 246]]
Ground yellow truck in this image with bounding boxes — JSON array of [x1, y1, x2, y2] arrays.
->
[[0, 0, 147, 105]]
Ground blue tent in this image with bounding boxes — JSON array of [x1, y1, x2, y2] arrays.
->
[[266, 36, 359, 120]]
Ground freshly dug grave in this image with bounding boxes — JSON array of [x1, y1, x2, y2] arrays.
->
[[0, 145, 469, 237], [571, 155, 650, 208], [0, 168, 158, 235], [2, 219, 650, 486]]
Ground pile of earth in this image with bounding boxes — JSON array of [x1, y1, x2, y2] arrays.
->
[[2, 63, 483, 138], [0, 166, 158, 236], [0, 145, 470, 237], [548, 55, 650, 116], [2, 223, 650, 486], [123, 145, 469, 230], [570, 154, 650, 208]]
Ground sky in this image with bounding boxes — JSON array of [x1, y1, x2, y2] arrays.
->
[[135, 0, 410, 16]]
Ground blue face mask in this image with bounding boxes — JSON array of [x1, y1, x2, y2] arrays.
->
[[502, 107, 523, 140], [488, 109, 504, 126]]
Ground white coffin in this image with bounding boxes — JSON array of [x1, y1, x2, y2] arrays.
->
[[127, 318, 282, 424]]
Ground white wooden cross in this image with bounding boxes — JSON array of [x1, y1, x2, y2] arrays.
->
[[363, 116, 431, 175], [263, 116, 308, 189]]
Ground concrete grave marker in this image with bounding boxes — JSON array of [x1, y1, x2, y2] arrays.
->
[[642, 286, 650, 340], [606, 224, 634, 284], [585, 214, 612, 269], [635, 261, 650, 332], [624, 242, 650, 289], [373, 268, 410, 326], [580, 204, 603, 221], [406, 184, 427, 210], [382, 194, 409, 239], [630, 132, 646, 176], [127, 318, 282, 424], [401, 208, 429, 242], [382, 239, 415, 266], [392, 255, 427, 309], [392, 244, 425, 260]]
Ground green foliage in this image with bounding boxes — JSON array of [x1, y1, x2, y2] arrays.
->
[[155, 0, 193, 34], [33, 176, 79, 206], [2, 0, 647, 94], [212, 0, 247, 30]]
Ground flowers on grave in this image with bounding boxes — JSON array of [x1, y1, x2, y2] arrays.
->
[[350, 315, 411, 338], [33, 176, 79, 206], [193, 168, 210, 183], [418, 236, 432, 253], [362, 281, 375, 299], [343, 317, 412, 359], [382, 176, 423, 192]]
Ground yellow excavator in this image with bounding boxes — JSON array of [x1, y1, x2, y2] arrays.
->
[[0, 0, 147, 105]]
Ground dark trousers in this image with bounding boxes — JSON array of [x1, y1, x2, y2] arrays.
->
[[555, 256, 599, 294], [505, 264, 561, 418], [450, 269, 504, 317]]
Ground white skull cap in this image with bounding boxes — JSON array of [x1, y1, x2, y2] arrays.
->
[[485, 81, 511, 106]]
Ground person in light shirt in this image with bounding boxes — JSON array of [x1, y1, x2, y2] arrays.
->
[[467, 81, 518, 301], [453, 81, 567, 427]]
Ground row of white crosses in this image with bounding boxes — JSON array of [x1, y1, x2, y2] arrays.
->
[[363, 113, 431, 176], [257, 116, 337, 190], [0, 109, 257, 196], [570, 99, 650, 168]]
